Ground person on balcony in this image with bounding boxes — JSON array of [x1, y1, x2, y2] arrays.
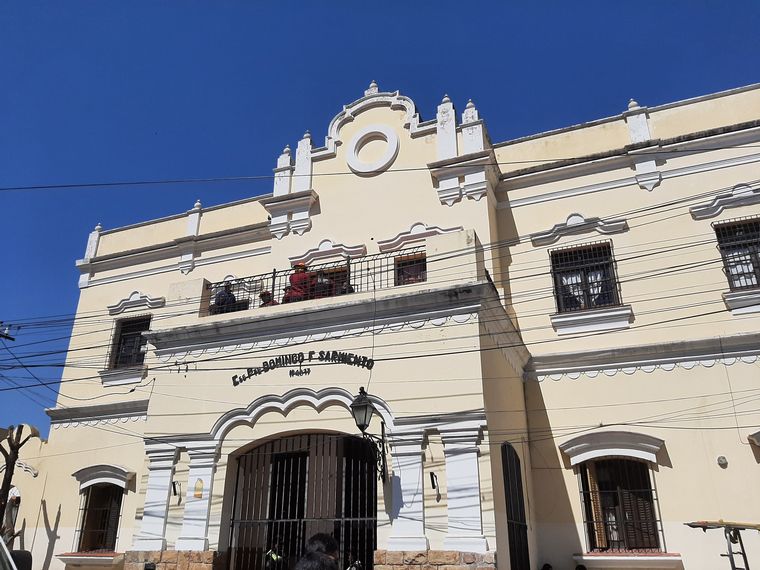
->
[[313, 270, 334, 298], [283, 262, 313, 303], [214, 282, 236, 312], [259, 290, 279, 307]]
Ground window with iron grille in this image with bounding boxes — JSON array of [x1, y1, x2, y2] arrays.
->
[[395, 254, 427, 286], [714, 217, 760, 291], [580, 459, 661, 553], [76, 484, 123, 552], [550, 242, 620, 313], [109, 316, 151, 369]]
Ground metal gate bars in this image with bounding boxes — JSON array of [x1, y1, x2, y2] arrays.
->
[[228, 433, 377, 570]]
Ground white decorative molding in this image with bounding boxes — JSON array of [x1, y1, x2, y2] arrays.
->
[[628, 145, 663, 192], [72, 464, 135, 490], [572, 554, 683, 569], [290, 239, 367, 265], [722, 289, 760, 314], [346, 124, 400, 175], [0, 460, 38, 477], [293, 131, 313, 193], [530, 213, 629, 246], [527, 333, 760, 382], [57, 553, 125, 566], [132, 444, 179, 551], [107, 291, 165, 315], [690, 183, 760, 219], [260, 190, 319, 239], [429, 150, 500, 206], [48, 400, 150, 429], [77, 222, 270, 287], [98, 365, 148, 387], [498, 151, 760, 209], [377, 222, 463, 252], [78, 223, 103, 287], [210, 387, 396, 442], [153, 310, 476, 363], [550, 305, 634, 336], [272, 145, 294, 197], [311, 82, 435, 162], [560, 430, 665, 466], [460, 100, 485, 154]]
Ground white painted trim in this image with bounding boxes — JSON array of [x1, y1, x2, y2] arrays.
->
[[289, 239, 367, 265], [56, 553, 125, 566], [572, 554, 683, 569], [210, 387, 395, 442], [107, 291, 165, 315], [723, 289, 760, 314], [502, 150, 760, 209], [559, 431, 664, 466], [377, 223, 463, 252], [72, 464, 135, 490], [345, 124, 400, 175], [690, 183, 760, 219], [550, 305, 633, 336], [98, 366, 147, 387], [530, 213, 628, 246]]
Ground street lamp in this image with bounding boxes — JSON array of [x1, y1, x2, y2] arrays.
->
[[350, 387, 387, 482]]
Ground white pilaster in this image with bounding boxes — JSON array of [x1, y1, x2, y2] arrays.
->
[[623, 99, 652, 143], [441, 429, 488, 553], [179, 200, 202, 274], [387, 439, 429, 551], [293, 131, 313, 193], [624, 99, 662, 192], [176, 444, 219, 551], [273, 145, 293, 197], [461, 100, 485, 154], [436, 95, 458, 160], [78, 223, 102, 288], [132, 445, 179, 551]]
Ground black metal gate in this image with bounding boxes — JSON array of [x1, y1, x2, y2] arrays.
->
[[228, 433, 377, 570]]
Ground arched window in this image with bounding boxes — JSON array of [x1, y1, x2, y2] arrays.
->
[[72, 465, 134, 553], [560, 432, 664, 553]]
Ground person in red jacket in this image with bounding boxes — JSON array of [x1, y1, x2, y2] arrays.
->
[[283, 262, 313, 303]]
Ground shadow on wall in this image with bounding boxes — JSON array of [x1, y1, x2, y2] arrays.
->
[[40, 500, 61, 570], [384, 475, 402, 522], [751, 442, 760, 464], [526, 383, 584, 569]]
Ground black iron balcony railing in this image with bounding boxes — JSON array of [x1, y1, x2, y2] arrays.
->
[[206, 247, 426, 316]]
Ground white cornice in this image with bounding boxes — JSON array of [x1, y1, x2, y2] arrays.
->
[[550, 305, 634, 336], [145, 283, 490, 362], [107, 291, 166, 315], [47, 399, 150, 429], [77, 223, 270, 286], [526, 333, 760, 381], [98, 366, 148, 387]]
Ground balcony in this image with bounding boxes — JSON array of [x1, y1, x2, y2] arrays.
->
[[205, 246, 427, 317]]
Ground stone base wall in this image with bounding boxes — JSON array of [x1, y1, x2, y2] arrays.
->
[[374, 550, 496, 570], [124, 550, 223, 570]]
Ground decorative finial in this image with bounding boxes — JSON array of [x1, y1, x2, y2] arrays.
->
[[94, 222, 102, 232], [442, 94, 451, 104], [364, 80, 379, 96], [283, 144, 291, 155], [628, 98, 640, 110], [193, 199, 202, 209], [302, 130, 311, 139], [465, 99, 475, 109]]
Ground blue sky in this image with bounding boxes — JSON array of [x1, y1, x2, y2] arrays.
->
[[1, 1, 758, 435]]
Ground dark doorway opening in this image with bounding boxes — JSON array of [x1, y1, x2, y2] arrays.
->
[[228, 433, 377, 570]]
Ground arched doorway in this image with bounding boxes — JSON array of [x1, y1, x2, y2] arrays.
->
[[227, 433, 377, 570]]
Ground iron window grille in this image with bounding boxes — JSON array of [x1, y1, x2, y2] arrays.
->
[[74, 484, 124, 553], [206, 246, 426, 316], [550, 242, 621, 313], [713, 217, 760, 291], [579, 459, 663, 553], [109, 315, 151, 369]]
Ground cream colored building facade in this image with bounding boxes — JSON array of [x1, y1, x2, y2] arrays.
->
[[10, 82, 760, 570]]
